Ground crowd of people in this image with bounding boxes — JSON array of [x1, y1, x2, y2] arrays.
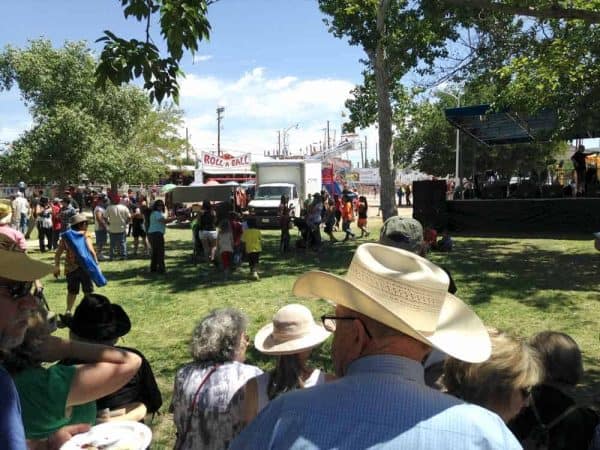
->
[[1, 195, 599, 449]]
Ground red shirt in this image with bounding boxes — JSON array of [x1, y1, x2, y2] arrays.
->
[[51, 204, 62, 231]]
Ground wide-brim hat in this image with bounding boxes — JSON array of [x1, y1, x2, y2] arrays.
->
[[254, 304, 331, 356], [0, 200, 12, 225], [0, 234, 54, 281], [68, 293, 131, 341], [70, 213, 88, 226], [293, 243, 491, 363], [379, 216, 423, 253]]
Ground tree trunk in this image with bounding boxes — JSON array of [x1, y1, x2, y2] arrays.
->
[[375, 0, 396, 221]]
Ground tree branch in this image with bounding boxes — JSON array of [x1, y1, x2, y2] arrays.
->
[[442, 0, 600, 23]]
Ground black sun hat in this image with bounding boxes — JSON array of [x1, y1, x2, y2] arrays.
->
[[67, 293, 131, 341]]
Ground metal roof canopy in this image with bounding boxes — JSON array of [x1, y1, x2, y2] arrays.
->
[[444, 104, 558, 146]]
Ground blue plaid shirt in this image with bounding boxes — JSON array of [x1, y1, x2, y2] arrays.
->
[[231, 355, 521, 450]]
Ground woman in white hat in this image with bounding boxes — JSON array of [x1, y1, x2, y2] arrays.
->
[[242, 303, 333, 425]]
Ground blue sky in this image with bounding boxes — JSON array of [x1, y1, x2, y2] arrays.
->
[[0, 0, 382, 164]]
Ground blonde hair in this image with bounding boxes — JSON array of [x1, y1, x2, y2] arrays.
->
[[442, 328, 543, 409]]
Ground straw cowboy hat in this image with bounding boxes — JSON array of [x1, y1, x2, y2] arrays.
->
[[254, 304, 331, 356], [293, 243, 491, 363], [0, 237, 53, 281], [0, 200, 13, 225]]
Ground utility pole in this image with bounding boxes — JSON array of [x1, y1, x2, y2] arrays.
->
[[185, 128, 190, 164], [278, 131, 281, 157], [216, 106, 225, 156]]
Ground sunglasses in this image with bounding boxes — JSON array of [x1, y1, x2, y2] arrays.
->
[[0, 281, 34, 300]]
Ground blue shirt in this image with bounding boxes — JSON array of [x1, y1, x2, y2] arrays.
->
[[0, 366, 26, 450], [147, 210, 166, 234], [230, 355, 521, 450]]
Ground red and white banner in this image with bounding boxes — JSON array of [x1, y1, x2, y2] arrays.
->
[[200, 152, 251, 169]]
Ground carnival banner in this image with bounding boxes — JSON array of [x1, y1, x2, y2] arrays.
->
[[200, 152, 251, 169]]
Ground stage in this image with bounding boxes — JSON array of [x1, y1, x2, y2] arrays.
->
[[446, 198, 600, 233]]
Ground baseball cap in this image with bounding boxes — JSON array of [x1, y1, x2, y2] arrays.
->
[[379, 216, 424, 253]]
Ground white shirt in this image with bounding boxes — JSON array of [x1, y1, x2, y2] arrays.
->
[[105, 204, 131, 233]]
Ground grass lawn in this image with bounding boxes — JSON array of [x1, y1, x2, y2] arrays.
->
[[30, 218, 599, 449]]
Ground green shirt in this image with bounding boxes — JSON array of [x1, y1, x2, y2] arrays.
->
[[13, 364, 96, 439]]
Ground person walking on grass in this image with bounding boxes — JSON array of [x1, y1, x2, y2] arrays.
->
[[241, 217, 261, 281], [279, 195, 291, 253], [131, 205, 148, 257], [217, 219, 234, 279], [323, 198, 338, 243], [53, 214, 98, 325], [36, 197, 53, 253], [105, 198, 131, 260], [147, 199, 175, 274], [357, 196, 370, 238], [341, 194, 355, 242], [93, 195, 109, 261]]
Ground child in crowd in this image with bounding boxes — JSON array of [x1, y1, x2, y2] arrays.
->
[[241, 217, 262, 280], [217, 219, 234, 278], [229, 212, 244, 267], [357, 196, 370, 238], [341, 195, 355, 242], [437, 229, 453, 252], [54, 214, 98, 323], [423, 227, 438, 251], [323, 199, 338, 242]]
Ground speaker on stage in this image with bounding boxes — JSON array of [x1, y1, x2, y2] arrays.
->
[[412, 180, 447, 229]]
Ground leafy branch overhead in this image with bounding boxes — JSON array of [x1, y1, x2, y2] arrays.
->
[[95, 0, 214, 103]]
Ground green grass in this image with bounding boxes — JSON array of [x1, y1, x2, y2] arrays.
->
[[31, 221, 600, 449]]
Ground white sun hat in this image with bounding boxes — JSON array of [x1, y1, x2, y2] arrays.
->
[[292, 243, 491, 363], [254, 304, 331, 356]]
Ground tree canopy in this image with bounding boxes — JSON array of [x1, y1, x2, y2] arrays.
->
[[0, 39, 185, 188], [96, 0, 215, 103], [322, 0, 600, 198]]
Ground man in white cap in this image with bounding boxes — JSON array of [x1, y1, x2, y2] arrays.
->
[[231, 243, 520, 449], [0, 238, 90, 449]]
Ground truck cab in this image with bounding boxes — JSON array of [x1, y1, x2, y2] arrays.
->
[[248, 183, 298, 227]]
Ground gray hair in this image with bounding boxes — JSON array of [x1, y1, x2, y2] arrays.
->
[[190, 308, 248, 363]]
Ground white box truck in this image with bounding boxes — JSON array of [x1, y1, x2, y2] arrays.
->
[[247, 160, 322, 227]]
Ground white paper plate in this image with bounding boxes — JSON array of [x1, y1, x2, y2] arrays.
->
[[60, 421, 152, 450]]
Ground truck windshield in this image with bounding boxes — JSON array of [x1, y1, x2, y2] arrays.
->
[[254, 186, 290, 200]]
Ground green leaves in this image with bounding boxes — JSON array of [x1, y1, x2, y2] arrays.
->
[[1, 40, 187, 186], [95, 0, 213, 103]]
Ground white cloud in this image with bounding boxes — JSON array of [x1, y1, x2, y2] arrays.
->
[[178, 67, 383, 167], [192, 54, 213, 63]]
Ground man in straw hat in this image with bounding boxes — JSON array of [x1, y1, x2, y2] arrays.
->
[[232, 243, 520, 449], [0, 237, 90, 449]]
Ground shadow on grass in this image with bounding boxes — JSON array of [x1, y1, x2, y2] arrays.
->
[[104, 233, 363, 294], [430, 239, 600, 309]]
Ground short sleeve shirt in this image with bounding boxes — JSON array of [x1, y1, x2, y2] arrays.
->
[[241, 229, 261, 253], [13, 364, 97, 439], [147, 210, 166, 234]]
